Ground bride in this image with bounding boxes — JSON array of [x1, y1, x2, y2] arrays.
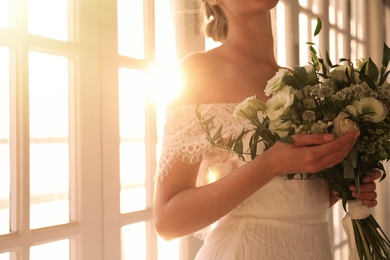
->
[[153, 0, 380, 259]]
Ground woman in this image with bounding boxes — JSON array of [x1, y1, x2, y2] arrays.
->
[[153, 0, 380, 259]]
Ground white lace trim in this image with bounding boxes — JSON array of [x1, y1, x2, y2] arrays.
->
[[155, 103, 248, 181]]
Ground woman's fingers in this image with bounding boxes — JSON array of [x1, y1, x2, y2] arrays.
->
[[295, 131, 359, 173], [362, 170, 382, 183], [349, 170, 382, 208], [290, 133, 335, 146], [269, 132, 359, 175]]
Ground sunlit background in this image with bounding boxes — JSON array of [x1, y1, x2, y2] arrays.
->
[[0, 0, 389, 259]]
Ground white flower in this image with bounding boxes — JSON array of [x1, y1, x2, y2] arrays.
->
[[269, 119, 292, 138], [332, 105, 360, 137], [265, 68, 291, 96], [329, 63, 360, 83], [334, 91, 346, 101], [266, 91, 294, 121], [353, 97, 387, 123], [234, 95, 266, 121], [355, 58, 368, 71], [329, 64, 350, 82]]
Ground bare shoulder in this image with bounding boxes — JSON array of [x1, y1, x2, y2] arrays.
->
[[170, 51, 225, 107]]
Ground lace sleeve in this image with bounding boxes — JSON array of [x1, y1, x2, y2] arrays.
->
[[155, 105, 212, 181]]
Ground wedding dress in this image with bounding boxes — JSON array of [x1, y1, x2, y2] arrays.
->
[[156, 103, 333, 260]]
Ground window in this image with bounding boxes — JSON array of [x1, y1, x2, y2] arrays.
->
[[0, 0, 179, 259], [0, 0, 78, 258]]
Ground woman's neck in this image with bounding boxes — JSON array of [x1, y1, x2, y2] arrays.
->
[[220, 10, 277, 68]]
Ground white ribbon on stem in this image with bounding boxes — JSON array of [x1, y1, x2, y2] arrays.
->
[[342, 199, 371, 260]]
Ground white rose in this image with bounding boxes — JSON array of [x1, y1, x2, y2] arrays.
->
[[330, 63, 361, 83], [353, 97, 387, 123], [266, 91, 294, 121], [329, 64, 350, 82], [265, 68, 291, 96], [355, 58, 368, 71], [269, 119, 292, 138], [332, 105, 359, 137], [234, 95, 266, 121], [303, 65, 317, 85]]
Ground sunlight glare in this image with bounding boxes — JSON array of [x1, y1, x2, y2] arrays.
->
[[28, 0, 68, 41], [147, 65, 183, 108], [0, 0, 9, 28], [30, 239, 69, 260]]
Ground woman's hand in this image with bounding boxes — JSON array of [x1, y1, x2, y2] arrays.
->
[[330, 170, 382, 207], [264, 131, 360, 176], [350, 170, 382, 207]]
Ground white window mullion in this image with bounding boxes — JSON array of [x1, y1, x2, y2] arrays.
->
[[77, 0, 104, 259]]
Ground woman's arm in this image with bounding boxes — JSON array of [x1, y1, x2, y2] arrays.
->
[[154, 132, 359, 240]]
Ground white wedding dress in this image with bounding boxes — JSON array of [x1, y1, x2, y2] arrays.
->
[[156, 103, 333, 260]]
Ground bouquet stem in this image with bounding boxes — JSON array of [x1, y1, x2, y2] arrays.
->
[[342, 199, 390, 259]]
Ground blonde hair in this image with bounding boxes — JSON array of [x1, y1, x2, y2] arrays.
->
[[198, 0, 228, 42]]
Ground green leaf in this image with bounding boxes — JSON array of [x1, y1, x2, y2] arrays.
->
[[294, 66, 309, 86], [382, 42, 390, 68], [349, 146, 359, 169], [367, 58, 379, 82], [196, 105, 201, 120], [282, 75, 303, 90], [309, 45, 317, 55], [201, 116, 215, 126], [343, 159, 355, 179], [234, 140, 244, 159], [378, 70, 390, 86], [359, 63, 377, 90], [325, 50, 333, 67], [319, 58, 328, 77], [314, 17, 322, 36], [212, 125, 223, 142]]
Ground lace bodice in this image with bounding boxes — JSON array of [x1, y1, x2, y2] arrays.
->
[[156, 103, 251, 184], [156, 103, 332, 259]]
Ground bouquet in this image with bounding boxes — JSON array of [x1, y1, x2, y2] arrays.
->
[[197, 18, 390, 259]]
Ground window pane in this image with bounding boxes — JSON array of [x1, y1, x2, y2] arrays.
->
[[299, 0, 308, 8], [329, 0, 336, 25], [121, 222, 146, 260], [0, 46, 10, 235], [120, 142, 146, 213], [0, 252, 10, 260], [30, 239, 70, 260], [351, 0, 364, 40], [299, 13, 309, 65], [28, 0, 69, 41], [118, 68, 146, 213], [0, 0, 9, 28], [311, 0, 320, 15], [29, 51, 70, 229], [118, 0, 144, 59]]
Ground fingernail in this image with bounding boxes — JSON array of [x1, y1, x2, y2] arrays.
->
[[353, 131, 361, 139], [324, 134, 334, 141]]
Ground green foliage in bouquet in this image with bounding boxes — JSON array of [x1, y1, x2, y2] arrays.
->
[[197, 17, 390, 259]]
